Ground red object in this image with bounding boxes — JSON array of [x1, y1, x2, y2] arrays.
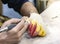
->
[[28, 22, 37, 37]]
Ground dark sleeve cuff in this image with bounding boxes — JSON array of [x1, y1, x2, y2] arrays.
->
[[1, 0, 29, 13], [1, 0, 8, 4]]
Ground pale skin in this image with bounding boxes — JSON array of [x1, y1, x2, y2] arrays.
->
[[20, 2, 39, 17], [0, 0, 56, 44], [0, 17, 29, 44], [0, 2, 39, 44]]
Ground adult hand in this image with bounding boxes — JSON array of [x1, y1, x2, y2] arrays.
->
[[0, 16, 29, 44], [1, 18, 21, 28], [1, 16, 28, 28]]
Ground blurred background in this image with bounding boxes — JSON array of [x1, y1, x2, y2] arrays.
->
[[0, 0, 56, 18], [0, 0, 22, 18], [0, 0, 49, 18], [0, 0, 22, 27]]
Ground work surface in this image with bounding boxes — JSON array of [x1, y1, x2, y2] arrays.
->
[[19, 1, 60, 44]]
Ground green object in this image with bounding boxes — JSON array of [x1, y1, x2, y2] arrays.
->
[[0, 22, 3, 27], [0, 15, 10, 27], [36, 0, 48, 13]]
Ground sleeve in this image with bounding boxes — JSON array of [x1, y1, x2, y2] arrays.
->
[[1, 0, 29, 13]]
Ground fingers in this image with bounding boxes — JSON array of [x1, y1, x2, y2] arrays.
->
[[21, 16, 28, 21], [7, 21, 29, 39], [1, 16, 28, 28], [9, 18, 21, 23], [1, 21, 11, 28], [0, 32, 7, 40], [0, 17, 29, 44], [7, 16, 29, 35], [17, 22, 29, 37], [1, 18, 21, 28], [8, 19, 26, 33]]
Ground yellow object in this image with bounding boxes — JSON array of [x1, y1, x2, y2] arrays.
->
[[36, 23, 41, 32], [29, 19, 46, 37], [31, 20, 36, 25], [38, 25, 46, 36], [36, 22, 46, 37], [28, 13, 46, 37]]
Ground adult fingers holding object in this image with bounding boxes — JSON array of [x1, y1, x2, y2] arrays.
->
[[0, 16, 29, 44]]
